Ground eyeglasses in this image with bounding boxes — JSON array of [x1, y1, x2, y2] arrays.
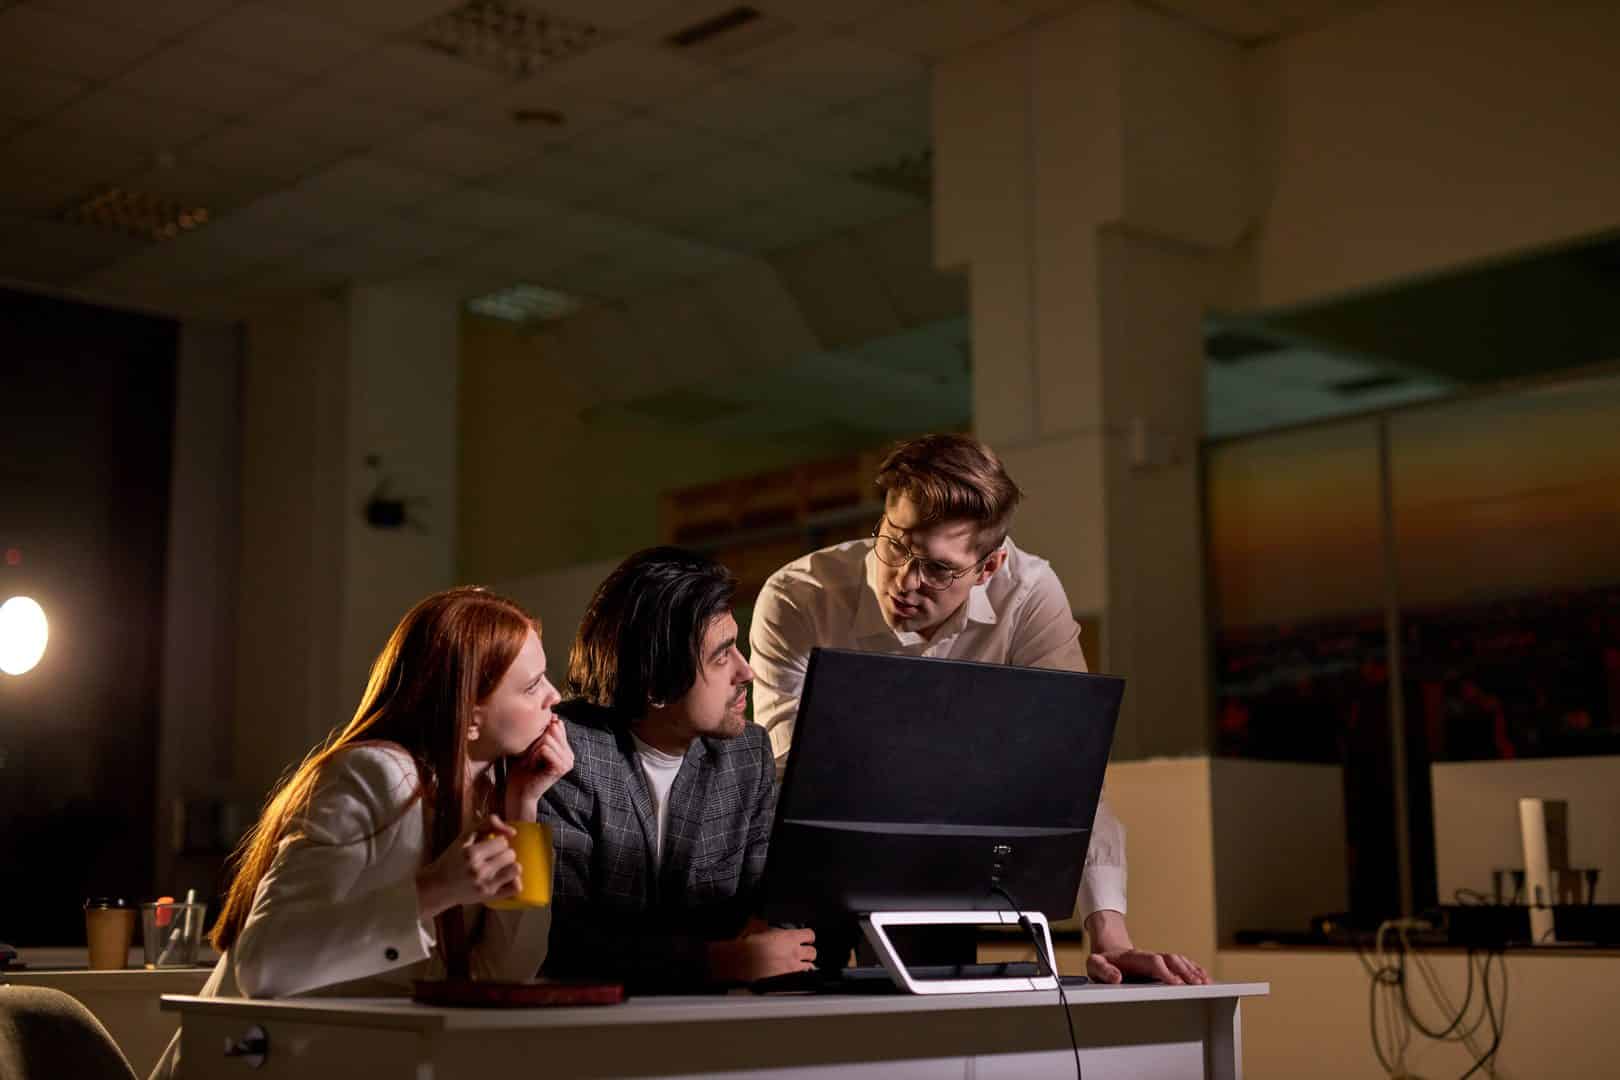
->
[[870, 518, 990, 590]]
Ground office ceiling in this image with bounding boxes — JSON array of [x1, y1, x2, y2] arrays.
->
[[0, 0, 1373, 320]]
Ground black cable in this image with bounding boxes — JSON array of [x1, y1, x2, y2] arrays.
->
[[1398, 942, 1475, 1039], [992, 885, 1081, 1080], [1457, 948, 1509, 1080]]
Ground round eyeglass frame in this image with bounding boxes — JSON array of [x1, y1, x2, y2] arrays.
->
[[869, 518, 993, 590]]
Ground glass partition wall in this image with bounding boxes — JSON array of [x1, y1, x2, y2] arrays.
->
[[1206, 367, 1620, 924]]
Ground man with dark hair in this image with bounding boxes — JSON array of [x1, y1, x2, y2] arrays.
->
[[539, 546, 816, 990], [751, 433, 1209, 986]]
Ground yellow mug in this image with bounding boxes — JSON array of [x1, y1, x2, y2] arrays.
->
[[486, 821, 553, 909]]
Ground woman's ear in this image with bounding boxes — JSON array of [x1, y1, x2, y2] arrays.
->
[[466, 705, 484, 744]]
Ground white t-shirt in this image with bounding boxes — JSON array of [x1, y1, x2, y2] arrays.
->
[[630, 734, 686, 869]]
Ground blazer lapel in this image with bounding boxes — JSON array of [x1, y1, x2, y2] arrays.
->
[[657, 739, 711, 901], [612, 727, 662, 896]]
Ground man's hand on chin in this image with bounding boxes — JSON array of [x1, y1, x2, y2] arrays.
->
[[1083, 909, 1211, 986]]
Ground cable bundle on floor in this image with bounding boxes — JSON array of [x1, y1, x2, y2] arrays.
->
[[1354, 918, 1510, 1080]]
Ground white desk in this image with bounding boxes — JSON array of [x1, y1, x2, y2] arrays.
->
[[165, 981, 1267, 1079]]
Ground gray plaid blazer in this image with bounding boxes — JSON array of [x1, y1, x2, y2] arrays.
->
[[537, 700, 777, 990]]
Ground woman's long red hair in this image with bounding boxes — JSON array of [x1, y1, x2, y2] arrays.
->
[[211, 587, 536, 976]]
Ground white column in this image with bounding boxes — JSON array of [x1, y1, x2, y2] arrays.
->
[[935, 0, 1247, 758]]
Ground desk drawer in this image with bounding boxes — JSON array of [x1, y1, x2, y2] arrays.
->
[[180, 1014, 421, 1079]]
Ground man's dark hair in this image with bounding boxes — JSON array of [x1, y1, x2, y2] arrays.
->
[[567, 546, 738, 717]]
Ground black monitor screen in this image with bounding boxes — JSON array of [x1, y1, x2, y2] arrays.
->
[[761, 648, 1123, 923]]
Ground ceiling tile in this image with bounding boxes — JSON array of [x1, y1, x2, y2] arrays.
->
[[1149, 0, 1283, 41], [651, 73, 835, 139], [436, 234, 581, 280], [682, 201, 820, 254], [570, 114, 741, 174], [183, 191, 351, 258], [760, 111, 909, 174], [839, 79, 930, 138], [33, 0, 240, 35], [483, 146, 650, 207], [507, 0, 673, 31], [260, 0, 461, 33], [186, 4, 373, 78], [409, 187, 575, 233], [120, 160, 284, 215], [533, 39, 723, 107], [751, 0, 889, 30], [446, 81, 629, 144], [109, 43, 296, 118], [848, 0, 1028, 58], [292, 234, 436, 281], [52, 87, 227, 149], [688, 148, 815, 203], [375, 123, 542, 180], [0, 217, 147, 284], [0, 64, 91, 123], [0, 5, 167, 79], [291, 157, 454, 213], [184, 124, 347, 186], [313, 42, 512, 114], [0, 123, 155, 212], [250, 86, 427, 151], [751, 36, 922, 106], [779, 175, 918, 231], [999, 0, 1084, 15], [580, 173, 723, 234]]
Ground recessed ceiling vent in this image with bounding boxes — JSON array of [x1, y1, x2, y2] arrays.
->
[[664, 5, 793, 59], [852, 147, 932, 202], [1332, 373, 1410, 396], [409, 1, 605, 78], [60, 187, 210, 243]]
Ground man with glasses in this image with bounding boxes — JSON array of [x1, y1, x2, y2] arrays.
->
[[749, 433, 1209, 986]]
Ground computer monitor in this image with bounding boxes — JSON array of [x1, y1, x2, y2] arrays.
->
[[761, 648, 1123, 926]]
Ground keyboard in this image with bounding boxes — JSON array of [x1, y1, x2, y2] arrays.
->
[[751, 961, 1051, 995]]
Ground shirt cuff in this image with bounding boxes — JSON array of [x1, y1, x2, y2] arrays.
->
[[1075, 863, 1127, 924]]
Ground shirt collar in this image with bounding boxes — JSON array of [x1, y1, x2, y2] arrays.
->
[[857, 541, 1003, 646]]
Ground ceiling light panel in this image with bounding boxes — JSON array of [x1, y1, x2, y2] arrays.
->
[[408, 1, 607, 78], [466, 282, 582, 322], [60, 186, 211, 243]]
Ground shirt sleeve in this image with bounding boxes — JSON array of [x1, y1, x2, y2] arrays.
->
[[1008, 568, 1127, 921], [232, 748, 437, 998], [748, 573, 813, 771]]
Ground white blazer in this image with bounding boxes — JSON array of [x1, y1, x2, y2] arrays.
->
[[151, 744, 551, 1078]]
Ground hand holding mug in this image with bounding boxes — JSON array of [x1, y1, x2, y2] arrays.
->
[[416, 814, 522, 919]]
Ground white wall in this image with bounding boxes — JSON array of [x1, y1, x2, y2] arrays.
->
[[340, 283, 459, 708], [1248, 0, 1620, 309], [1432, 756, 1620, 905], [491, 557, 621, 689], [233, 282, 460, 799], [235, 293, 348, 795], [155, 321, 242, 892], [1221, 946, 1620, 1079]]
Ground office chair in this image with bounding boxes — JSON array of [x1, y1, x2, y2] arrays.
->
[[0, 985, 139, 1080]]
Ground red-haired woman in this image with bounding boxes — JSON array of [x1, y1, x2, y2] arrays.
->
[[153, 588, 572, 1078]]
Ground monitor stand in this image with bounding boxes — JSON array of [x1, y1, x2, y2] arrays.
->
[[859, 909, 1059, 994]]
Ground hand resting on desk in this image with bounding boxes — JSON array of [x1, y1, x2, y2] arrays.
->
[[709, 919, 817, 983], [1086, 910, 1210, 985]]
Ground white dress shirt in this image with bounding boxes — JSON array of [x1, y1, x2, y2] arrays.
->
[[748, 536, 1127, 921]]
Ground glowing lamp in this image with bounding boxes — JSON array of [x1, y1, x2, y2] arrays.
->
[[0, 595, 48, 675]]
